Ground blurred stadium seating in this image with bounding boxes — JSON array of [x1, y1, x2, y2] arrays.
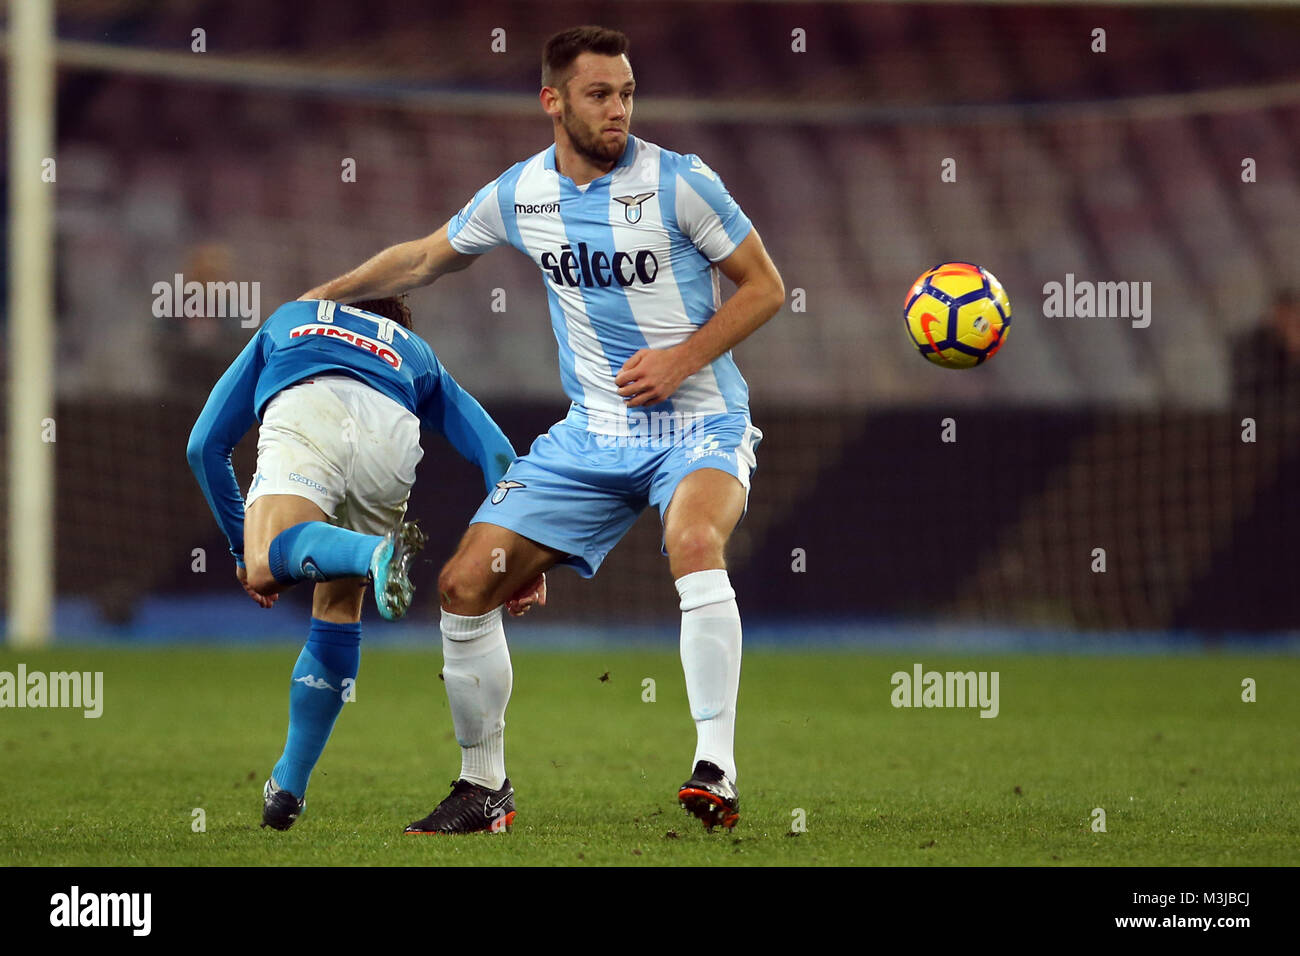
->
[[2, 0, 1299, 639]]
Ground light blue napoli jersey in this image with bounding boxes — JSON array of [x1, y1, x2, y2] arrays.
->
[[186, 300, 516, 560], [446, 136, 754, 435]]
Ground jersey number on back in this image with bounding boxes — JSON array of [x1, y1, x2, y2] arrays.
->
[[315, 300, 410, 344]]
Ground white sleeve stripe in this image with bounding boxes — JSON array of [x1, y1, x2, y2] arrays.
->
[[447, 183, 506, 254], [676, 176, 742, 263]]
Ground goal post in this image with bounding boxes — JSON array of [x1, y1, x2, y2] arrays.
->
[[6, 0, 56, 647]]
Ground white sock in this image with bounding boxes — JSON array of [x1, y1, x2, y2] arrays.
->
[[676, 569, 741, 783], [440, 607, 512, 790]]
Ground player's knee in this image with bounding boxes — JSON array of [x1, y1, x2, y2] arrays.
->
[[437, 559, 497, 615], [667, 523, 726, 575]]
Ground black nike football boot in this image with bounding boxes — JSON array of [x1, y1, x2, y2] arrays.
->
[[404, 778, 515, 834]]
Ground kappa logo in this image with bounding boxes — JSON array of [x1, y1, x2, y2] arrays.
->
[[614, 191, 655, 224], [294, 674, 337, 691], [289, 472, 328, 494], [491, 480, 526, 505]]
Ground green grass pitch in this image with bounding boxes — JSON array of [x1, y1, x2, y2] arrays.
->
[[1, 646, 1296, 866]]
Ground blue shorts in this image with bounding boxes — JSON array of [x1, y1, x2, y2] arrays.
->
[[470, 413, 762, 577]]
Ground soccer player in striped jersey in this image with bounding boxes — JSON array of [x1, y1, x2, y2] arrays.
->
[[187, 296, 516, 830], [301, 26, 785, 833]]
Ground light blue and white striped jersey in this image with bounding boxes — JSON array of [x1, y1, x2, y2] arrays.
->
[[447, 135, 754, 435]]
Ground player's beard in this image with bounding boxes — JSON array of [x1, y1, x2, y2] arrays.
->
[[560, 102, 626, 165]]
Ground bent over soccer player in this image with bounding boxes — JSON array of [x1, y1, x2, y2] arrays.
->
[[187, 296, 517, 830], [300, 26, 785, 833]]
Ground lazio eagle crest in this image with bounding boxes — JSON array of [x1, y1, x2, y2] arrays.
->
[[614, 191, 656, 224]]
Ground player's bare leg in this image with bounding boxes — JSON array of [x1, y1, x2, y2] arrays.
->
[[438, 521, 560, 615], [405, 524, 560, 834], [244, 493, 424, 622], [312, 577, 367, 624], [243, 494, 331, 600], [663, 468, 747, 830]]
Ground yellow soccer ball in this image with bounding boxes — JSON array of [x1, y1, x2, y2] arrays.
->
[[904, 262, 1011, 369]]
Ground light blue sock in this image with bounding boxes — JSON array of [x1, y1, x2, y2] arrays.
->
[[270, 618, 362, 797], [267, 521, 381, 586]]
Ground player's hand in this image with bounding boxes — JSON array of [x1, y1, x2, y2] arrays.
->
[[236, 565, 277, 609], [505, 573, 546, 617], [615, 346, 697, 407]]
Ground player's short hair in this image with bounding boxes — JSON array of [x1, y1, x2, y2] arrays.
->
[[349, 296, 412, 329], [542, 25, 629, 92]]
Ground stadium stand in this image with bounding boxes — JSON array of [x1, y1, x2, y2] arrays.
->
[[3, 0, 1298, 635]]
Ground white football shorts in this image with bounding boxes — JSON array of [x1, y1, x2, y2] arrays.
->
[[245, 374, 423, 536]]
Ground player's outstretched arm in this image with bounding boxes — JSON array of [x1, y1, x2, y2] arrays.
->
[[616, 229, 784, 407], [425, 364, 518, 491], [299, 223, 478, 302], [185, 333, 264, 568]]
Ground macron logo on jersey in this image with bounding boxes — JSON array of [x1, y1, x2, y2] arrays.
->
[[540, 242, 659, 289], [515, 201, 561, 215], [289, 324, 403, 370]]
